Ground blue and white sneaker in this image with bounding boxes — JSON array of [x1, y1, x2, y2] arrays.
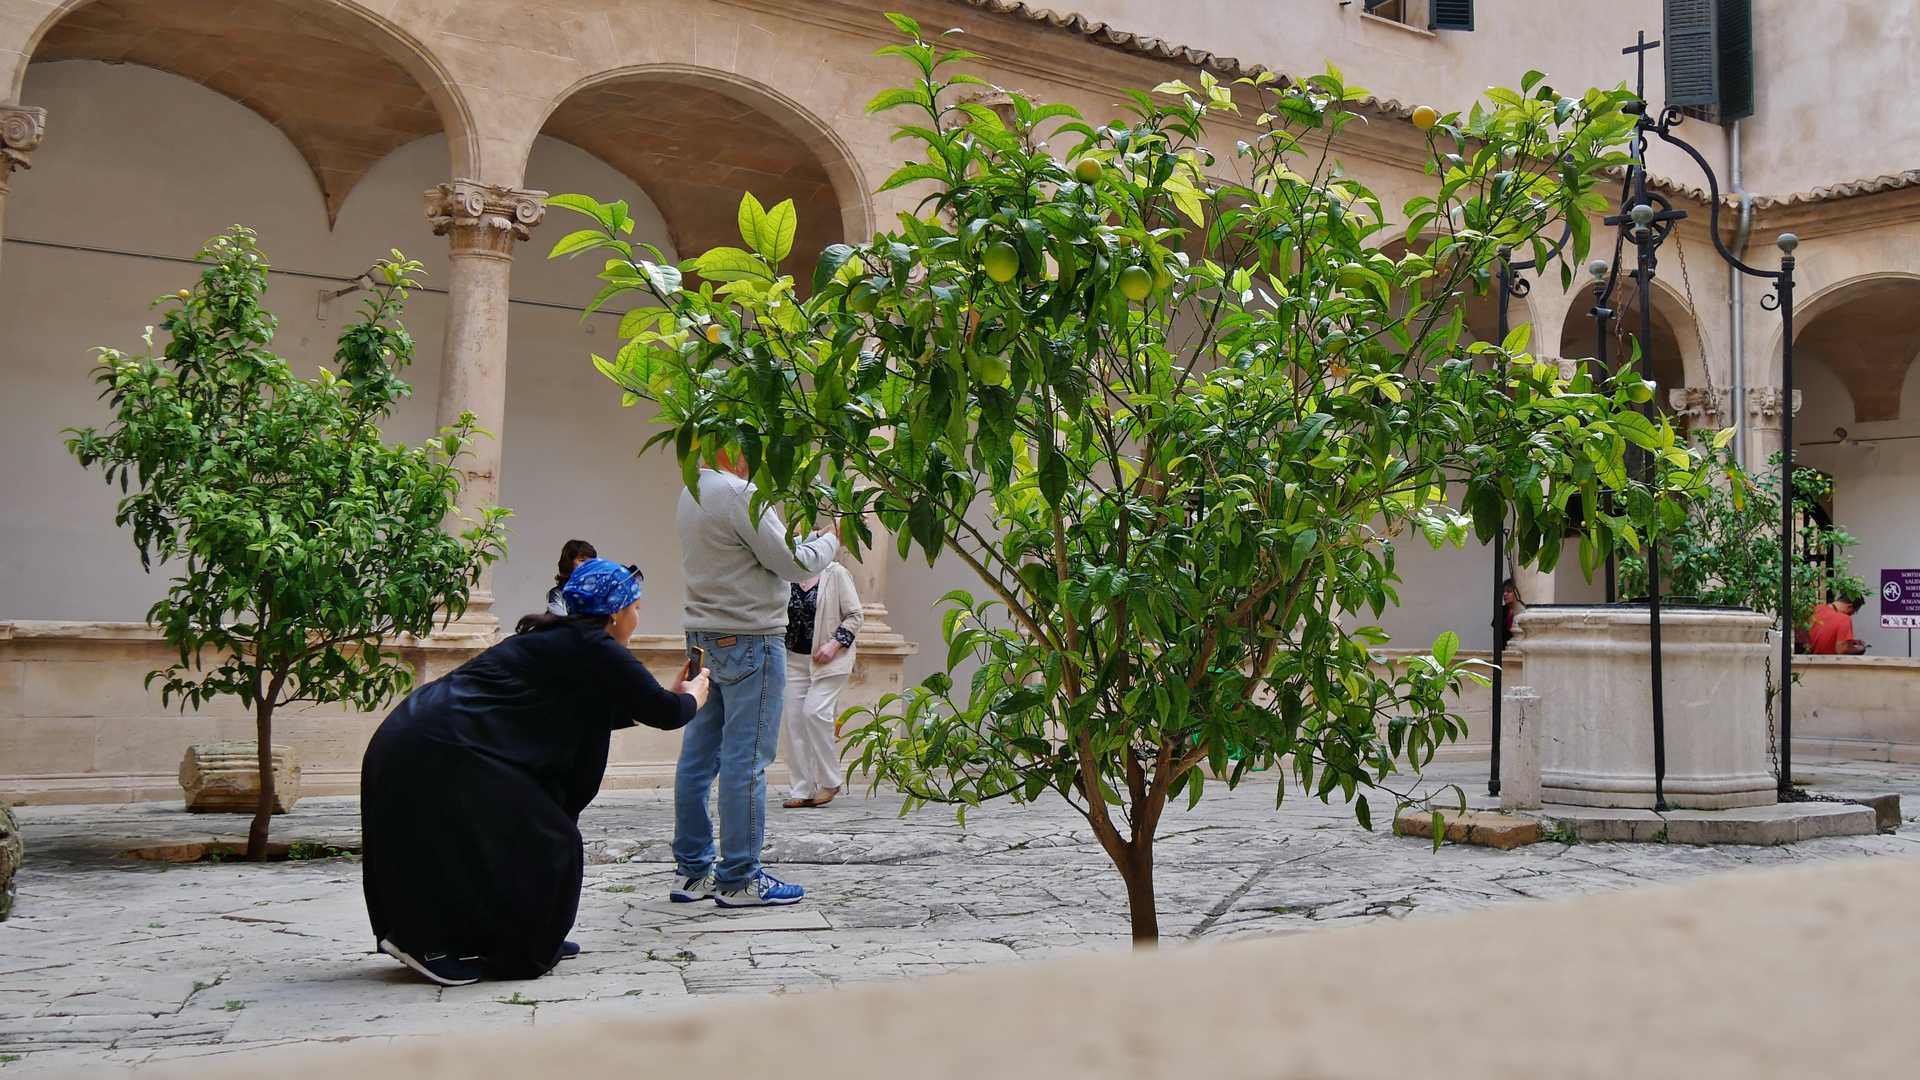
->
[[670, 870, 717, 903], [714, 870, 805, 908]]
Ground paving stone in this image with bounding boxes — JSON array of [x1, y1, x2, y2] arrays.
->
[[5, 758, 1920, 1074]]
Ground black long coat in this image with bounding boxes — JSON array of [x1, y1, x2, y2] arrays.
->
[[361, 621, 693, 978]]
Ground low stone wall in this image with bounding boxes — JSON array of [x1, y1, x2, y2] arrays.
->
[[1791, 654, 1920, 763], [0, 621, 914, 805]]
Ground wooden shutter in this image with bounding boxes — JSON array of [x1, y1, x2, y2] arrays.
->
[[1430, 0, 1473, 31], [1665, 0, 1719, 108], [1718, 0, 1754, 122]]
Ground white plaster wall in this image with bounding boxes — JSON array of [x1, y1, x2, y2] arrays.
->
[[0, 61, 684, 634], [1066, 0, 1721, 197], [1796, 349, 1920, 658], [1741, 0, 1920, 199], [0, 61, 444, 621]]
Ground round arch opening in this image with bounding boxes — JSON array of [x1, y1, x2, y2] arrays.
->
[[20, 0, 474, 223], [536, 68, 872, 293]]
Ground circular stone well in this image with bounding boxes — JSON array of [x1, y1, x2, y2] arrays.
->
[[1515, 604, 1777, 810]]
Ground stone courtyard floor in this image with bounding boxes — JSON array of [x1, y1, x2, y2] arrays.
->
[[4, 757, 1919, 1075]]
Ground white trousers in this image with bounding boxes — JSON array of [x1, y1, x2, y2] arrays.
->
[[784, 651, 851, 800]]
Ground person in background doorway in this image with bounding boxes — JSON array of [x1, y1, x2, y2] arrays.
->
[[672, 447, 840, 908], [782, 560, 863, 808], [547, 539, 598, 615], [1501, 577, 1523, 642], [1809, 593, 1869, 655]]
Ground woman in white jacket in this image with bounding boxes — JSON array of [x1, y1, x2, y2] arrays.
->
[[781, 560, 863, 807]]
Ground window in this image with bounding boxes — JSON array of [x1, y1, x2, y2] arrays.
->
[[1359, 0, 1471, 33], [1665, 0, 1754, 123]]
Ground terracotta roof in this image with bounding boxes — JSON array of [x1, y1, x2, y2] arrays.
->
[[1650, 168, 1920, 210], [943, 0, 1443, 123], [946, 0, 1269, 79]]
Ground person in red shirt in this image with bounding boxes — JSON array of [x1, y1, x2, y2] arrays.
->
[[1808, 594, 1867, 655]]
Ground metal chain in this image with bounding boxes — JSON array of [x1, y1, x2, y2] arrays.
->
[[1765, 643, 1778, 779], [1672, 233, 1717, 399]]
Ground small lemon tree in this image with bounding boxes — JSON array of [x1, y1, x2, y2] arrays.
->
[[68, 228, 508, 860], [551, 18, 1702, 941]]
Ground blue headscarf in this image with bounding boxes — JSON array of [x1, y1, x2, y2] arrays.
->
[[560, 558, 643, 615]]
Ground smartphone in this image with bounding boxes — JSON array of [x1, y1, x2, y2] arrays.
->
[[687, 645, 706, 675]]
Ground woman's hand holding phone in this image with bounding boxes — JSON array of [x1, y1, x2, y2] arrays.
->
[[674, 658, 712, 710]]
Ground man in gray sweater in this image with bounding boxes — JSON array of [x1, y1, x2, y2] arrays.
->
[[670, 450, 840, 907]]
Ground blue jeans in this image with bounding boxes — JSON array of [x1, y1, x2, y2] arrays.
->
[[672, 631, 786, 890]]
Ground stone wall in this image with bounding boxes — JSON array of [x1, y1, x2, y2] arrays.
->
[[0, 621, 912, 805]]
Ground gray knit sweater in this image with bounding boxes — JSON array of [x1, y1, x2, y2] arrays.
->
[[677, 469, 841, 635]]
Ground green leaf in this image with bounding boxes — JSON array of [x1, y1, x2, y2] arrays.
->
[[1037, 448, 1068, 509], [545, 193, 614, 229], [883, 12, 922, 38], [693, 247, 775, 283], [1502, 320, 1532, 354], [1433, 630, 1459, 667], [641, 261, 683, 297], [548, 229, 609, 259], [737, 193, 771, 257], [813, 244, 856, 295], [764, 199, 797, 263]]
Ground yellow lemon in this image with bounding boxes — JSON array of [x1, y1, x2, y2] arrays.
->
[[1411, 105, 1439, 131], [983, 242, 1021, 283], [704, 324, 723, 344], [1074, 158, 1104, 184], [1117, 265, 1153, 302]]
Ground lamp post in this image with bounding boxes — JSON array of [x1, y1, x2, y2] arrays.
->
[[1594, 31, 1799, 803]]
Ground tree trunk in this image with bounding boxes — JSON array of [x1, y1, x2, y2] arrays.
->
[[247, 698, 276, 862], [1121, 836, 1158, 947]]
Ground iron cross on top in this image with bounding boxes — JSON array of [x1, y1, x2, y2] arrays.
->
[[1622, 30, 1660, 100]]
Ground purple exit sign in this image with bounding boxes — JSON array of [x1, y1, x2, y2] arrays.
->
[[1882, 569, 1920, 629]]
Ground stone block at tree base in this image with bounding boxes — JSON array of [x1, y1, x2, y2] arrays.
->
[[178, 742, 299, 813], [1394, 808, 1540, 849]]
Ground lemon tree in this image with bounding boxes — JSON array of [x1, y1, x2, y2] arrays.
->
[[551, 16, 1702, 941], [67, 229, 507, 860]]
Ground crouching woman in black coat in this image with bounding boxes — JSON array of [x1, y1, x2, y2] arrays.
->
[[362, 559, 709, 985]]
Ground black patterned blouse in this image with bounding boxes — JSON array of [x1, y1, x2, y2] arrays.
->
[[787, 583, 857, 656]]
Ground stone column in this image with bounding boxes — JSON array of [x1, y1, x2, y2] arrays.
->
[[423, 180, 547, 635], [0, 105, 48, 279], [836, 520, 916, 712], [839, 522, 901, 646], [1746, 386, 1802, 466]]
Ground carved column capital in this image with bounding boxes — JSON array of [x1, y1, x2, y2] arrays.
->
[[1746, 386, 1803, 426], [424, 180, 548, 258], [1667, 386, 1726, 430], [0, 105, 47, 194]]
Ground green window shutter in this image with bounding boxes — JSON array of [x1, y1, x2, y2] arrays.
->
[[1665, 0, 1719, 108], [1430, 0, 1473, 32], [1718, 0, 1754, 122]]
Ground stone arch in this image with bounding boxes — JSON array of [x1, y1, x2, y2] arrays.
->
[[11, 0, 478, 223], [532, 64, 874, 282], [1787, 272, 1920, 424], [1556, 275, 1703, 395]]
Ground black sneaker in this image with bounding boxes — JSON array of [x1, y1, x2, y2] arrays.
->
[[559, 941, 581, 959], [380, 938, 481, 986]]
